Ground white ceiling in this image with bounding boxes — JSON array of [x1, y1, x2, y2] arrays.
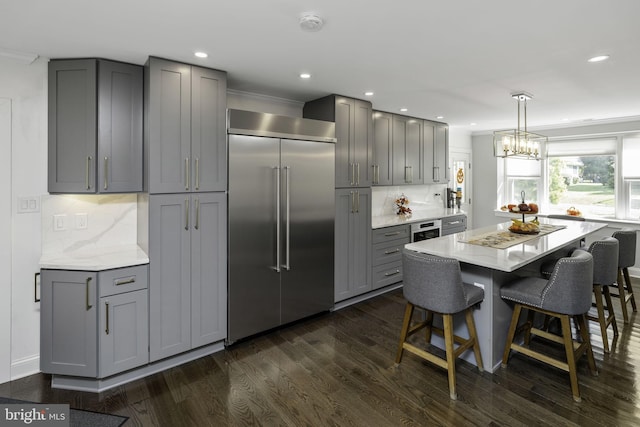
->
[[2, 0, 639, 131]]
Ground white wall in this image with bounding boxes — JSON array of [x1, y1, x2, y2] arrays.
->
[[0, 56, 48, 381], [0, 98, 11, 383]]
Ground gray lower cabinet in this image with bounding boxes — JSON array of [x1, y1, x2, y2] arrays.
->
[[48, 59, 143, 194], [335, 188, 372, 302], [372, 225, 410, 289], [40, 265, 149, 378], [441, 214, 467, 235], [145, 57, 227, 194], [392, 115, 423, 185], [372, 111, 393, 186], [424, 121, 449, 184], [147, 192, 227, 362]]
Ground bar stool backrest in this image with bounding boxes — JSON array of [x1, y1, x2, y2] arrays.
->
[[543, 250, 593, 315], [584, 237, 619, 286], [402, 250, 468, 314], [612, 229, 637, 269]]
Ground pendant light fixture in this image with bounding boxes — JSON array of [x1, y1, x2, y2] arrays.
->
[[494, 92, 547, 160]]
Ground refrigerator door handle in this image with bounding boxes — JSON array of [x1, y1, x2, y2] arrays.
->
[[283, 166, 291, 270], [273, 166, 281, 273]]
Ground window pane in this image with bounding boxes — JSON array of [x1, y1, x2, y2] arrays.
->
[[623, 136, 640, 178], [507, 178, 538, 203], [547, 155, 615, 218], [630, 181, 640, 220], [505, 158, 541, 177]]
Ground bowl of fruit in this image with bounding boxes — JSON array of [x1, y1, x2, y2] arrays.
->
[[566, 206, 582, 217], [509, 217, 540, 234]]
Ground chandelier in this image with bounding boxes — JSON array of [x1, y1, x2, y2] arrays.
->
[[493, 92, 547, 160]]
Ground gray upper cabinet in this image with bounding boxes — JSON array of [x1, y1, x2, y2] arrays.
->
[[334, 188, 372, 302], [148, 192, 227, 362], [48, 59, 143, 193], [372, 111, 393, 186], [146, 57, 227, 194], [303, 95, 373, 188], [392, 115, 423, 185], [424, 120, 449, 184]]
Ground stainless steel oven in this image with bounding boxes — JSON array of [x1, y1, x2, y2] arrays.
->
[[410, 219, 442, 242]]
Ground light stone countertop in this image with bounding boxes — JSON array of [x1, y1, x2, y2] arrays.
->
[[372, 208, 467, 229], [405, 218, 607, 272], [39, 244, 149, 271]]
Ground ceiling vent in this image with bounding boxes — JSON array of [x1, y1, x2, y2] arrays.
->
[[299, 14, 324, 32]]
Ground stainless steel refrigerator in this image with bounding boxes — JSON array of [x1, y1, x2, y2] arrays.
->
[[227, 109, 336, 344]]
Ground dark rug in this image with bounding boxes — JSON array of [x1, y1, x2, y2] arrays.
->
[[0, 397, 128, 427]]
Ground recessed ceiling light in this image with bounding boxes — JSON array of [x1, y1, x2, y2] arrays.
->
[[562, 118, 569, 121], [194, 52, 208, 58], [299, 73, 311, 79], [300, 14, 324, 32], [588, 55, 610, 63], [364, 91, 374, 96], [400, 108, 408, 112], [470, 123, 477, 126], [436, 116, 444, 120]]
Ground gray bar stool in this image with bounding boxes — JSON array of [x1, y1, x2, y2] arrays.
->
[[396, 250, 484, 400], [612, 229, 637, 324], [501, 250, 598, 402], [580, 237, 619, 353]]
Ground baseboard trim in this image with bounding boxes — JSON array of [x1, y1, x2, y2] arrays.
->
[[51, 341, 225, 393], [11, 355, 40, 382]]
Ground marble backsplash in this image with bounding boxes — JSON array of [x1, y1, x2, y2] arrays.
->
[[372, 184, 449, 216], [41, 194, 138, 256]]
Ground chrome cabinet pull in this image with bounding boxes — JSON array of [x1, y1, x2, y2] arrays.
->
[[384, 270, 401, 277], [103, 157, 109, 190], [195, 157, 200, 190], [355, 191, 360, 213], [185, 199, 189, 230], [350, 163, 355, 186], [105, 301, 110, 335], [34, 272, 40, 303], [274, 167, 281, 273], [350, 191, 355, 214], [448, 221, 461, 225], [195, 198, 200, 230], [384, 231, 400, 237], [376, 165, 380, 184], [409, 166, 413, 183], [434, 166, 440, 182], [86, 156, 92, 190], [283, 166, 291, 271], [114, 277, 135, 286], [85, 277, 93, 310], [356, 163, 360, 186], [185, 158, 190, 191], [404, 166, 410, 183], [384, 248, 400, 255]]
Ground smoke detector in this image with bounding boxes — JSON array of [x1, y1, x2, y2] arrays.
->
[[300, 14, 324, 32]]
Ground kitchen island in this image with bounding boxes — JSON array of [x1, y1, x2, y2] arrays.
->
[[404, 217, 607, 372]]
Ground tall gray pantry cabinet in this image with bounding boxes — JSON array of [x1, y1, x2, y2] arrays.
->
[[48, 59, 143, 193], [140, 57, 228, 362], [304, 95, 373, 303]]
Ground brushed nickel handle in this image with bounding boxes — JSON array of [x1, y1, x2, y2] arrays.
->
[[103, 157, 109, 190], [195, 198, 200, 230], [283, 166, 291, 271], [274, 167, 281, 273], [355, 191, 360, 213], [105, 301, 110, 335], [404, 166, 409, 183], [356, 163, 360, 186], [86, 156, 92, 190], [350, 191, 355, 214], [384, 248, 400, 255], [114, 277, 135, 286], [185, 199, 189, 230], [434, 166, 440, 182], [350, 163, 355, 186], [195, 157, 200, 190], [384, 270, 401, 277], [384, 231, 400, 237], [85, 277, 93, 310], [185, 158, 190, 191], [409, 166, 413, 183], [376, 165, 380, 184], [34, 272, 40, 303]]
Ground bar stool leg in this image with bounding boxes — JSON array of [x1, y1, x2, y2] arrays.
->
[[623, 267, 637, 312], [465, 308, 484, 372], [425, 311, 434, 344], [603, 285, 619, 339], [395, 303, 414, 364], [443, 314, 457, 400], [502, 304, 522, 367], [617, 269, 630, 324], [560, 314, 581, 402], [593, 286, 610, 353]]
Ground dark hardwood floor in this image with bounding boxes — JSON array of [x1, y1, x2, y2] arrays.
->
[[2, 279, 639, 426]]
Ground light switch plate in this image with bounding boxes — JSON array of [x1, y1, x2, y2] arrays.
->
[[53, 214, 67, 231]]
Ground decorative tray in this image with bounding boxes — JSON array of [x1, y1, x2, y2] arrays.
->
[[508, 227, 540, 235]]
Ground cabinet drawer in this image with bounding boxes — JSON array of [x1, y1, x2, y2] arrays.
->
[[442, 215, 466, 232], [99, 264, 148, 297], [372, 224, 410, 244], [373, 262, 403, 290], [373, 240, 406, 266]]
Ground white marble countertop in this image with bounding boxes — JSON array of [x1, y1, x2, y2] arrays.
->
[[39, 244, 149, 271], [405, 218, 607, 272], [372, 208, 467, 229]]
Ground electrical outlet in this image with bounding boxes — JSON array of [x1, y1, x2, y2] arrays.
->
[[75, 213, 88, 229], [53, 214, 67, 231]]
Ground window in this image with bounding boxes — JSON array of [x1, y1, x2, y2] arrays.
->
[[498, 132, 640, 221]]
